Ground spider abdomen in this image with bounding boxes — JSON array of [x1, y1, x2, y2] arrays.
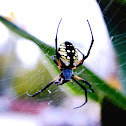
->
[[58, 41, 78, 68]]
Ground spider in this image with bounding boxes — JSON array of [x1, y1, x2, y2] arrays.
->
[[27, 18, 94, 109]]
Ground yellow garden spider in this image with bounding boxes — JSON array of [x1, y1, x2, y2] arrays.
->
[[27, 18, 94, 109]]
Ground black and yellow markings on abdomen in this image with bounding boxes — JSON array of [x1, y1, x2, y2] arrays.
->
[[58, 41, 78, 67]]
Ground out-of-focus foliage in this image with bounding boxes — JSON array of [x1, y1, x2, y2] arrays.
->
[[96, 1, 126, 125], [97, 0, 126, 92]]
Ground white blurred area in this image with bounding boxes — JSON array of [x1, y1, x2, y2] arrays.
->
[[0, 0, 116, 125]]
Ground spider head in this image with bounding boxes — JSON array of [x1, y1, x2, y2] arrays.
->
[[58, 41, 78, 68], [62, 69, 73, 81]]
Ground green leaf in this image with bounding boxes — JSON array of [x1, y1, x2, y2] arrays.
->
[[1, 16, 126, 110]]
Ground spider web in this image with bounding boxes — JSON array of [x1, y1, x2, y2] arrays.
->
[[0, 0, 126, 125]]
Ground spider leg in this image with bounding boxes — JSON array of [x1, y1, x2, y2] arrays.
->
[[84, 20, 94, 60], [52, 55, 58, 66], [73, 20, 94, 70], [27, 75, 60, 97], [75, 48, 85, 68], [72, 49, 85, 70], [71, 76, 88, 109], [73, 74, 94, 93], [70, 79, 73, 84], [55, 18, 62, 57], [52, 55, 62, 70]]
